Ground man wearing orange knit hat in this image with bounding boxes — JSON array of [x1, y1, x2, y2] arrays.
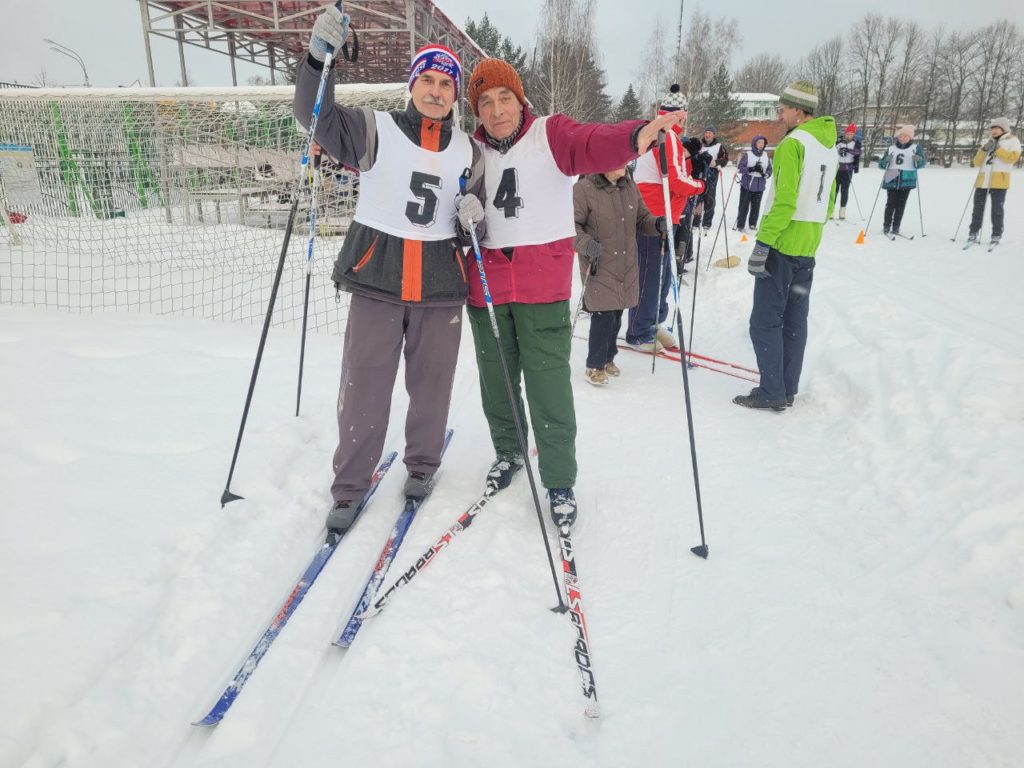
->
[[459, 57, 686, 529]]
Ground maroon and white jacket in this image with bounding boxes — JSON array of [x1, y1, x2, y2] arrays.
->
[[468, 108, 646, 307]]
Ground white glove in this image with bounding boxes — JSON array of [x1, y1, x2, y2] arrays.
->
[[456, 193, 484, 231], [309, 4, 350, 62]]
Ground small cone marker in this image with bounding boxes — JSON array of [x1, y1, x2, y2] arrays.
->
[[855, 229, 865, 244], [740, 234, 748, 243]]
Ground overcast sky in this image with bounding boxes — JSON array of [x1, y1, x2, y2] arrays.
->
[[1, 0, 1019, 98]]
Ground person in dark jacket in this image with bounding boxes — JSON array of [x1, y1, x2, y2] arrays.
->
[[735, 135, 772, 232], [295, 5, 485, 532], [835, 123, 861, 219], [698, 125, 729, 231], [878, 124, 926, 236], [573, 168, 664, 385]]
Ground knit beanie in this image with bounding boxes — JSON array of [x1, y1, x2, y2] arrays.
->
[[991, 116, 1010, 133], [896, 124, 916, 139], [845, 123, 857, 134], [467, 58, 527, 116], [704, 125, 716, 134], [408, 45, 462, 95], [660, 84, 687, 112], [779, 80, 818, 113]]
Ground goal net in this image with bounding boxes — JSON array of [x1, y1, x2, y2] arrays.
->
[[0, 84, 407, 332]]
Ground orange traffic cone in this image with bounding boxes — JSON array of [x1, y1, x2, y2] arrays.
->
[[855, 229, 865, 244], [740, 234, 748, 243]]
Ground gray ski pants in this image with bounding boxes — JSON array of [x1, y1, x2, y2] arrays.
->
[[331, 293, 462, 505]]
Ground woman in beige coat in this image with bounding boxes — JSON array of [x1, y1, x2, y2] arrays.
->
[[573, 168, 664, 385]]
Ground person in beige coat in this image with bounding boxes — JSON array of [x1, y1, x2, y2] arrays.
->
[[968, 116, 1021, 246], [573, 168, 664, 385]]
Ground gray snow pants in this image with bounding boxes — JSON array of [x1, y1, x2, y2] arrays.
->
[[331, 293, 463, 505]]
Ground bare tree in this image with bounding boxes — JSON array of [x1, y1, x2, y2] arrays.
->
[[797, 36, 845, 117], [734, 53, 790, 94], [889, 22, 925, 137], [529, 0, 611, 122], [968, 21, 1020, 145], [633, 17, 671, 115], [848, 14, 882, 158], [937, 31, 979, 164], [916, 27, 946, 158], [674, 9, 741, 99], [866, 16, 904, 160], [33, 67, 53, 87]]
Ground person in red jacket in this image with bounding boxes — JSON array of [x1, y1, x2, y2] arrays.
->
[[459, 59, 685, 528], [628, 84, 705, 351]]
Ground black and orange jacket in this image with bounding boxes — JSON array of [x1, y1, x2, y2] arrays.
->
[[295, 55, 484, 307]]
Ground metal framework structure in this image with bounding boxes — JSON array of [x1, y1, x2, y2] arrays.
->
[[139, 0, 486, 87]]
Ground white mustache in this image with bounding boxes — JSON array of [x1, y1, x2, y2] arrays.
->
[[422, 96, 446, 106]]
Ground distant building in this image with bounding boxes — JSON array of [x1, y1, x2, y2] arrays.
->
[[733, 92, 779, 121]]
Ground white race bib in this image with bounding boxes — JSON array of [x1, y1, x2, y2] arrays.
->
[[353, 111, 472, 241], [762, 129, 839, 223], [478, 116, 575, 248]]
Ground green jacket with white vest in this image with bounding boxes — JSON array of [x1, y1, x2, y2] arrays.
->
[[755, 116, 838, 258]]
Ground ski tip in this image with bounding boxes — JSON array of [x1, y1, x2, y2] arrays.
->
[[690, 544, 709, 560], [220, 489, 244, 507], [332, 638, 352, 650], [192, 713, 222, 728]]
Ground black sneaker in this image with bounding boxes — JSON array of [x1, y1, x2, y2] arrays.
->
[[403, 471, 435, 499], [486, 455, 524, 493], [733, 387, 787, 412], [549, 487, 577, 529], [326, 500, 357, 533]]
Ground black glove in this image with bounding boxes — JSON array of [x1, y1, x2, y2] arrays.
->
[[583, 239, 602, 275], [982, 139, 996, 152], [682, 137, 702, 157], [689, 151, 708, 180], [654, 216, 667, 235]]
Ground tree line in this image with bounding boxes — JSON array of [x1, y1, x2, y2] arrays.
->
[[467, 5, 1022, 165]]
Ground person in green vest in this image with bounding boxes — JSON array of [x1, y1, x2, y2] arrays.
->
[[735, 80, 839, 412]]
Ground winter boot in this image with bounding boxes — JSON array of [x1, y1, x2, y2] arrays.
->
[[882, 225, 890, 236], [990, 235, 1001, 247], [627, 339, 664, 355], [584, 367, 609, 386], [403, 471, 435, 499], [486, 454, 524, 493], [838, 206, 846, 220], [655, 327, 679, 350], [326, 500, 358, 534], [966, 231, 979, 244], [603, 360, 621, 377], [549, 487, 578, 529], [786, 394, 795, 407], [732, 387, 787, 412]]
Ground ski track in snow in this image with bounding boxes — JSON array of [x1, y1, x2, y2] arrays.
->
[[1, 169, 1022, 768]]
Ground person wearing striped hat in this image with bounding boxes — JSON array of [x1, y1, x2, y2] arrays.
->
[[295, 3, 486, 533], [735, 80, 839, 412]]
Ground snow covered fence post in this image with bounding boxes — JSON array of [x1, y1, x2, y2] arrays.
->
[[461, 174, 567, 612], [658, 130, 710, 560]]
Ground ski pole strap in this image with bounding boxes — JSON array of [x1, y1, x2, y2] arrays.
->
[[342, 27, 359, 63]]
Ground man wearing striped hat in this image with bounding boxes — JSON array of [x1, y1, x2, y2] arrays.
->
[[295, 4, 485, 532], [735, 80, 838, 412]]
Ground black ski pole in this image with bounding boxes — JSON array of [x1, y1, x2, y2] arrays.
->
[[861, 178, 884, 239], [651, 230, 667, 374], [950, 183, 974, 241], [687, 202, 703, 354], [462, 176, 568, 611], [656, 131, 709, 559], [295, 147, 323, 417], [220, 23, 339, 506], [705, 172, 737, 271]]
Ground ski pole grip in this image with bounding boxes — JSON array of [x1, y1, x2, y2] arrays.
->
[[459, 168, 469, 196], [657, 130, 668, 176]]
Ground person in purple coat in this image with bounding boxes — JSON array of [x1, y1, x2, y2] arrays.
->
[[735, 135, 772, 232]]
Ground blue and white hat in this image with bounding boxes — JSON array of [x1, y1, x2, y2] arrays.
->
[[408, 45, 462, 94]]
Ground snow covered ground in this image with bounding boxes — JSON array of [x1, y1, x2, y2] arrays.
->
[[2, 167, 1022, 767]]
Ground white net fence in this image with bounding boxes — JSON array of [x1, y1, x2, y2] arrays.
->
[[0, 84, 407, 331]]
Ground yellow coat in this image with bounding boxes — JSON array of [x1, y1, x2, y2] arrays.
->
[[974, 132, 1022, 190]]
